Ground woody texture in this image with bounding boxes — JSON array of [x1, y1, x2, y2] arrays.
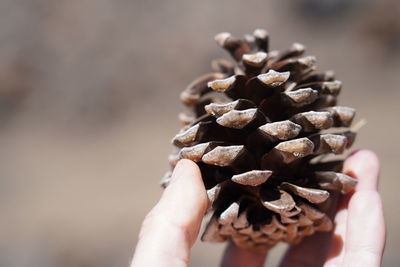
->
[[162, 29, 358, 252]]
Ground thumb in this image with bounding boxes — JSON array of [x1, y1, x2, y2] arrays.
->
[[131, 159, 208, 267]]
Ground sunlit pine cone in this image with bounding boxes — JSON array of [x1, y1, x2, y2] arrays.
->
[[162, 29, 358, 252]]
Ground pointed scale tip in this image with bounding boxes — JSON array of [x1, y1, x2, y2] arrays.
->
[[216, 108, 258, 129], [242, 52, 268, 67], [291, 111, 333, 132], [282, 88, 318, 107], [261, 190, 296, 214], [202, 145, 245, 167], [208, 75, 237, 92], [214, 32, 232, 46], [179, 142, 221, 162], [205, 99, 256, 117], [253, 28, 269, 39], [327, 106, 356, 127], [206, 184, 222, 203], [291, 42, 306, 53], [314, 171, 357, 194], [312, 134, 348, 155], [274, 137, 315, 164], [298, 56, 316, 68], [218, 202, 240, 225], [231, 170, 273, 186], [257, 70, 290, 87], [259, 120, 302, 141], [281, 182, 329, 204]]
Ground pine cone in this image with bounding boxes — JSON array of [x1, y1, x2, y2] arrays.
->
[[162, 29, 358, 252]]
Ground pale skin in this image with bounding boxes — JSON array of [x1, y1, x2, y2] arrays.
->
[[131, 150, 386, 267]]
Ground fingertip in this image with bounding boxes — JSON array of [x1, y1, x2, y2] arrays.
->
[[173, 159, 207, 201], [344, 149, 380, 175], [170, 159, 201, 183], [344, 149, 380, 191], [164, 158, 207, 204], [176, 158, 201, 171], [163, 159, 208, 223], [132, 160, 206, 266]]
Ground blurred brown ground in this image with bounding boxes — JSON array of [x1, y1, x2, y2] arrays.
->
[[0, 0, 399, 266]]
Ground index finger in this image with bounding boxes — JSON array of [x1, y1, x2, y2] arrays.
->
[[131, 160, 208, 267]]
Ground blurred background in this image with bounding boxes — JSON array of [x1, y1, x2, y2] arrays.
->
[[0, 0, 399, 266]]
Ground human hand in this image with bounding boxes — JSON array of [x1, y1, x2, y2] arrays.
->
[[131, 150, 385, 267]]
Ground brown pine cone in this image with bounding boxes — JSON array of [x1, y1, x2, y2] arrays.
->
[[162, 29, 358, 252]]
